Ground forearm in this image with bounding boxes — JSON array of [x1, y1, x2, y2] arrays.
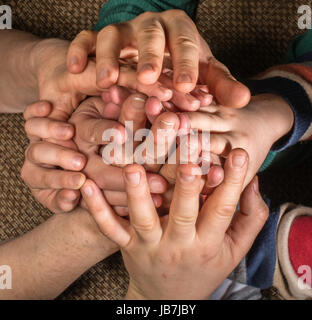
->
[[0, 30, 41, 113], [0, 208, 118, 299]]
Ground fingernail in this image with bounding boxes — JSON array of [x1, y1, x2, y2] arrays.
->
[[69, 56, 79, 67], [232, 154, 246, 168], [57, 125, 72, 138], [180, 171, 195, 182], [133, 95, 146, 109], [72, 156, 84, 169], [125, 171, 141, 186], [98, 68, 109, 81], [72, 174, 84, 187], [84, 185, 93, 197], [160, 119, 174, 129], [37, 102, 48, 114], [176, 73, 192, 84], [139, 64, 154, 73]]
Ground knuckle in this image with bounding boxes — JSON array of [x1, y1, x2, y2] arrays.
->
[[25, 143, 38, 162], [175, 35, 198, 51], [171, 214, 196, 228], [257, 204, 269, 224], [169, 9, 188, 18], [214, 204, 235, 219], [85, 125, 97, 144], [132, 217, 157, 233], [100, 24, 119, 37], [78, 30, 94, 40], [159, 249, 182, 266]]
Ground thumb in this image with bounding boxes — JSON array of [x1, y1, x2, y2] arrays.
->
[[227, 176, 269, 263]]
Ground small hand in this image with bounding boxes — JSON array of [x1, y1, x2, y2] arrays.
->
[[81, 149, 268, 299]]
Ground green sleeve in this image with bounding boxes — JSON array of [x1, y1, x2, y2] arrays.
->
[[94, 0, 199, 31], [285, 30, 312, 63]]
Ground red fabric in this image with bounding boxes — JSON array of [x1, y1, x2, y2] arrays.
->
[[288, 216, 312, 286]]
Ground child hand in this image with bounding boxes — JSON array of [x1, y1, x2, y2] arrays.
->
[[181, 94, 295, 186], [69, 95, 168, 214], [81, 150, 268, 299]]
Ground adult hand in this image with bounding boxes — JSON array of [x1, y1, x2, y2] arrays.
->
[[67, 10, 250, 107], [22, 101, 87, 213], [81, 149, 268, 299]]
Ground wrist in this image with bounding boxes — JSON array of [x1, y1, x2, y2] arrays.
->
[[251, 93, 294, 142], [65, 208, 119, 259], [31, 38, 69, 84]]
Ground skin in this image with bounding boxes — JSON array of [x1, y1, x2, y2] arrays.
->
[[181, 93, 295, 187], [81, 149, 269, 300], [67, 10, 251, 108]]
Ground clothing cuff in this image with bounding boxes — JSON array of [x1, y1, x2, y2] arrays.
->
[[243, 77, 312, 152], [274, 203, 312, 300]]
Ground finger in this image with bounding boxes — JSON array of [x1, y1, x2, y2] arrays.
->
[[56, 189, 81, 211], [78, 117, 126, 145], [159, 74, 200, 111], [198, 149, 249, 243], [102, 102, 121, 120], [104, 93, 148, 167], [138, 112, 180, 173], [114, 206, 129, 217], [145, 97, 164, 124], [118, 93, 147, 132], [109, 85, 131, 105], [160, 133, 203, 185], [104, 190, 163, 208], [23, 101, 52, 120], [96, 23, 132, 88], [227, 176, 269, 263], [191, 86, 213, 107], [81, 179, 131, 247], [25, 118, 74, 141], [123, 164, 162, 243], [136, 17, 166, 85], [85, 154, 167, 193], [198, 38, 250, 108], [201, 165, 225, 195], [25, 142, 86, 171], [21, 162, 86, 190], [183, 112, 230, 133], [117, 65, 173, 101], [67, 30, 98, 74], [32, 189, 80, 214], [166, 11, 200, 93], [166, 164, 201, 243]]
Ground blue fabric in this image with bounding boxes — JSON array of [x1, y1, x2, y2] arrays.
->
[[246, 201, 280, 289]]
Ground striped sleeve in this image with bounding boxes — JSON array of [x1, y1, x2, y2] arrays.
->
[[243, 31, 312, 171]]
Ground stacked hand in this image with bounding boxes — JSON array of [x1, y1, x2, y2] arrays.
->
[[22, 10, 251, 214]]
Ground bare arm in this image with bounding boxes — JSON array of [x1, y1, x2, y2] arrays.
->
[[0, 30, 42, 113], [0, 208, 118, 299]]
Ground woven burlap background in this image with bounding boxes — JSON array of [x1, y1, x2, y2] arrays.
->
[[0, 0, 312, 300]]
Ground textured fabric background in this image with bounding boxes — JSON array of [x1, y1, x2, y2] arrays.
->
[[0, 0, 312, 300]]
